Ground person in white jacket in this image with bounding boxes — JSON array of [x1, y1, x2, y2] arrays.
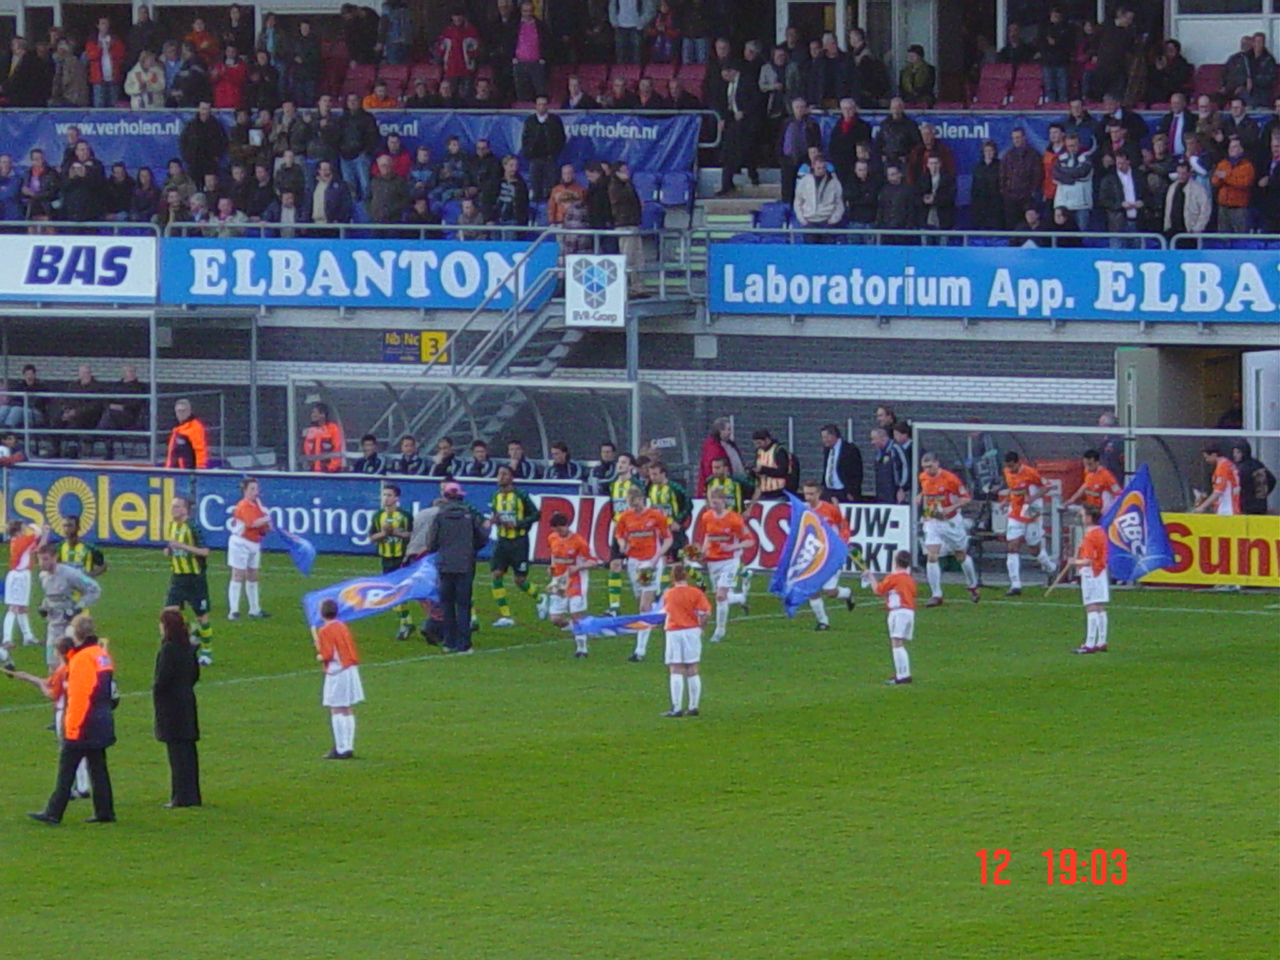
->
[[1052, 133, 1094, 232], [1163, 159, 1212, 239], [610, 0, 656, 65], [792, 153, 844, 236], [124, 50, 166, 109]]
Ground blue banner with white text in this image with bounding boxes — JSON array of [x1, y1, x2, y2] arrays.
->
[[161, 237, 560, 309], [710, 245, 1280, 323]]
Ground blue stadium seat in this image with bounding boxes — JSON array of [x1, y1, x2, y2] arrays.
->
[[442, 200, 463, 224], [631, 171, 659, 202], [752, 201, 793, 231], [659, 170, 693, 208], [640, 200, 666, 231]]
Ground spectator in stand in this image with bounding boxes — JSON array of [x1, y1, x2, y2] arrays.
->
[[1150, 38, 1192, 105], [223, 4, 254, 57], [342, 4, 380, 67], [0, 364, 47, 428], [1158, 92, 1193, 158], [704, 35, 733, 108], [827, 99, 871, 185], [337, 93, 380, 202], [1099, 152, 1151, 240], [187, 191, 211, 228], [438, 9, 483, 98], [521, 96, 566, 204], [813, 33, 844, 107], [84, 17, 125, 108], [1061, 98, 1098, 152], [1142, 134, 1177, 215], [648, 0, 681, 63], [21, 149, 59, 220], [363, 79, 398, 110], [129, 6, 162, 69], [154, 187, 189, 228], [60, 163, 101, 223], [159, 41, 181, 92], [243, 164, 274, 219], [490, 155, 530, 227], [1093, 5, 1137, 101], [602, 75, 638, 108], [680, 0, 712, 64], [667, 77, 701, 109], [377, 0, 412, 66], [72, 142, 106, 185], [715, 62, 763, 196], [186, 17, 220, 68], [471, 139, 503, 216], [610, 0, 656, 66], [1212, 136, 1255, 233], [778, 97, 821, 205], [129, 167, 160, 222], [793, 152, 843, 239], [1258, 135, 1280, 233], [547, 163, 585, 225], [584, 160, 612, 231], [1222, 97, 1261, 154], [546, 443, 584, 481], [432, 136, 472, 204], [375, 133, 412, 179], [876, 164, 918, 231], [1, 38, 46, 107], [471, 76, 507, 109], [456, 196, 488, 240], [997, 23, 1035, 65], [1053, 132, 1094, 232], [171, 43, 212, 107], [760, 46, 790, 125], [272, 102, 309, 165], [291, 21, 321, 106], [1039, 7, 1074, 104], [636, 76, 668, 109], [96, 364, 146, 454], [1194, 94, 1226, 158], [103, 163, 134, 222], [845, 158, 881, 236], [162, 158, 195, 201], [205, 196, 248, 237], [1040, 123, 1066, 206], [563, 75, 598, 109], [510, 2, 551, 101], [916, 154, 956, 236], [277, 153, 307, 206], [846, 27, 889, 108], [179, 102, 227, 184], [402, 77, 432, 108], [125, 49, 165, 109], [308, 160, 354, 229], [899, 44, 935, 108], [904, 121, 955, 185], [227, 108, 257, 169], [999, 127, 1041, 230], [696, 417, 744, 495], [1163, 159, 1211, 240], [246, 50, 280, 112], [1240, 33, 1278, 108], [610, 163, 646, 297], [48, 38, 89, 108], [433, 77, 460, 108], [874, 98, 921, 165], [0, 155, 21, 221], [211, 44, 247, 109]]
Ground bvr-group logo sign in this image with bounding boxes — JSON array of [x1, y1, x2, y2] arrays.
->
[[566, 254, 627, 328]]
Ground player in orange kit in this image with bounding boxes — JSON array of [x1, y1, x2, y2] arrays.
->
[[614, 488, 673, 662], [917, 453, 981, 606], [661, 563, 712, 717], [312, 598, 363, 759], [2, 519, 42, 663], [1192, 443, 1241, 516], [801, 481, 854, 630], [865, 549, 918, 685], [1071, 504, 1110, 654], [1064, 449, 1122, 514], [694, 486, 752, 643], [1001, 452, 1058, 595], [543, 513, 599, 657], [227, 477, 272, 619]]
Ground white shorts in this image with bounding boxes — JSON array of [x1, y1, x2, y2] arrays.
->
[[549, 572, 589, 616], [664, 626, 702, 664], [227, 534, 262, 570], [1005, 517, 1044, 547], [706, 559, 738, 590], [628, 557, 664, 596], [1080, 569, 1110, 605], [923, 516, 969, 555], [887, 608, 915, 641], [821, 571, 841, 592], [322, 664, 365, 708], [4, 569, 31, 606]]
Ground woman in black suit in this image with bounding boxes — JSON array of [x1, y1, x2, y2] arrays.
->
[[153, 609, 201, 808]]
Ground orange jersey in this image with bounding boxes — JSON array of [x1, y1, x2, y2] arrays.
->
[[317, 619, 360, 668], [233, 498, 268, 543], [663, 583, 711, 631], [811, 499, 851, 542], [1212, 458, 1240, 515], [549, 531, 592, 578], [1080, 467, 1121, 509], [48, 662, 68, 703], [1004, 465, 1045, 523], [919, 469, 968, 517], [8, 532, 36, 571], [697, 509, 749, 562], [303, 421, 345, 473], [615, 507, 670, 562], [1078, 525, 1107, 576], [874, 571, 918, 610]]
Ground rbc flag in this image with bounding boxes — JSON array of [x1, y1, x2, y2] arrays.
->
[[302, 555, 440, 626], [769, 492, 850, 617], [1100, 463, 1175, 581], [276, 527, 317, 577], [575, 610, 665, 637]]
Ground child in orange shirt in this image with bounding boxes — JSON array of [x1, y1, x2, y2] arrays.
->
[[662, 563, 712, 717], [865, 549, 918, 685], [312, 598, 364, 760], [1071, 503, 1110, 654]]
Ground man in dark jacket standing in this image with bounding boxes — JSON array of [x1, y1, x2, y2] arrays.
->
[[998, 127, 1041, 232], [178, 101, 228, 183], [424, 482, 489, 654], [869, 428, 897, 503], [337, 92, 381, 202], [520, 95, 566, 203], [778, 97, 822, 206]]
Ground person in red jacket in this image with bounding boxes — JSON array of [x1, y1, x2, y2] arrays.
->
[[696, 416, 746, 496], [437, 9, 482, 97], [211, 44, 248, 109], [85, 17, 126, 108]]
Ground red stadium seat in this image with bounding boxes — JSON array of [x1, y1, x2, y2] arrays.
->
[[576, 63, 609, 85], [972, 64, 1011, 106], [410, 63, 441, 83], [342, 64, 377, 98], [382, 79, 405, 100], [610, 63, 642, 84], [933, 101, 967, 110], [682, 78, 704, 102], [1014, 62, 1042, 84], [549, 64, 574, 103], [983, 63, 1014, 83], [1192, 64, 1222, 98], [678, 62, 707, 83], [379, 63, 409, 83], [1007, 86, 1042, 108], [643, 62, 677, 81]]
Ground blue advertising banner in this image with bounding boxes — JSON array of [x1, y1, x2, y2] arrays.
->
[[3, 466, 581, 556], [160, 238, 559, 308], [0, 110, 701, 179], [709, 244, 1280, 323]]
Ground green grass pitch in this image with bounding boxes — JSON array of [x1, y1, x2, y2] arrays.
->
[[1, 550, 1275, 959]]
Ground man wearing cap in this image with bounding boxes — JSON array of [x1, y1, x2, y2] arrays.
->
[[423, 481, 488, 654]]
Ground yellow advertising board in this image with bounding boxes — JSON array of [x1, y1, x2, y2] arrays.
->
[[1143, 513, 1280, 588]]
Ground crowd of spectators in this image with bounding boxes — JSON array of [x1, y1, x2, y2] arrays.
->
[[0, 362, 147, 460]]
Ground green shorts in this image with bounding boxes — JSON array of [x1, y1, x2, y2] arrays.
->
[[491, 536, 530, 576], [381, 556, 405, 575], [165, 574, 210, 615]]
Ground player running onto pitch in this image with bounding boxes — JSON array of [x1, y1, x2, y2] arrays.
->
[[864, 549, 918, 685], [163, 497, 216, 665], [917, 454, 981, 607], [800, 481, 855, 630], [604, 453, 647, 614], [1071, 503, 1110, 654], [694, 487, 752, 642], [489, 465, 540, 627], [368, 484, 414, 640], [542, 513, 599, 657], [1064, 449, 1122, 514], [614, 488, 673, 662], [1001, 452, 1057, 595], [661, 563, 712, 717]]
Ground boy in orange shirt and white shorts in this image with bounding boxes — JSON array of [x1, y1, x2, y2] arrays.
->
[[312, 598, 364, 760], [661, 563, 711, 717]]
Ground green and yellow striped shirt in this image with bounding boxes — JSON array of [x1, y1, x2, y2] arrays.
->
[[491, 487, 537, 539], [370, 508, 412, 558], [706, 476, 745, 514], [167, 520, 206, 575], [58, 539, 103, 573]]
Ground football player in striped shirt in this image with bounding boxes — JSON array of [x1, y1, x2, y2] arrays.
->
[[1001, 452, 1057, 595], [489, 464, 540, 626], [163, 497, 215, 665], [368, 484, 414, 640], [57, 515, 107, 577], [605, 452, 646, 613], [801, 481, 854, 630], [1064, 449, 1122, 514], [706, 456, 752, 596], [695, 486, 752, 643], [645, 460, 691, 593]]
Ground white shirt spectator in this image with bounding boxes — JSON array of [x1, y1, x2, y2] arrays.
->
[[793, 160, 844, 226]]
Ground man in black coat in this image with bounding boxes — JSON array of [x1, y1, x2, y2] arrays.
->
[[820, 424, 863, 503], [178, 101, 228, 183], [154, 609, 201, 808], [827, 98, 872, 186], [715, 62, 763, 196], [520, 95, 566, 204], [777, 97, 822, 206], [869, 428, 897, 504], [337, 93, 380, 202], [424, 482, 488, 654]]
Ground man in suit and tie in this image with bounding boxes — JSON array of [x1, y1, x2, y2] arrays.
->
[[820, 424, 863, 503], [1157, 92, 1193, 158], [715, 62, 762, 197]]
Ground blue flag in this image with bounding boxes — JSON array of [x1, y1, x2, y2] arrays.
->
[[302, 555, 440, 626], [575, 610, 665, 637], [1100, 463, 1175, 582], [276, 527, 317, 577], [768, 492, 851, 617]]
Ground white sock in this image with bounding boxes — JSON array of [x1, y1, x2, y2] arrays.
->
[[245, 581, 261, 615], [331, 713, 343, 750], [727, 591, 745, 606], [75, 758, 91, 794], [3, 611, 13, 644], [715, 600, 728, 633], [574, 634, 587, 653], [1097, 611, 1108, 647], [835, 586, 851, 600], [1037, 548, 1055, 573], [926, 560, 942, 598], [687, 674, 702, 710], [345, 714, 357, 753], [17, 612, 34, 642], [669, 673, 685, 710], [1085, 612, 1099, 648], [961, 556, 978, 588], [809, 597, 829, 625], [228, 580, 243, 614], [634, 629, 651, 657], [1006, 553, 1022, 589], [892, 645, 911, 679]]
